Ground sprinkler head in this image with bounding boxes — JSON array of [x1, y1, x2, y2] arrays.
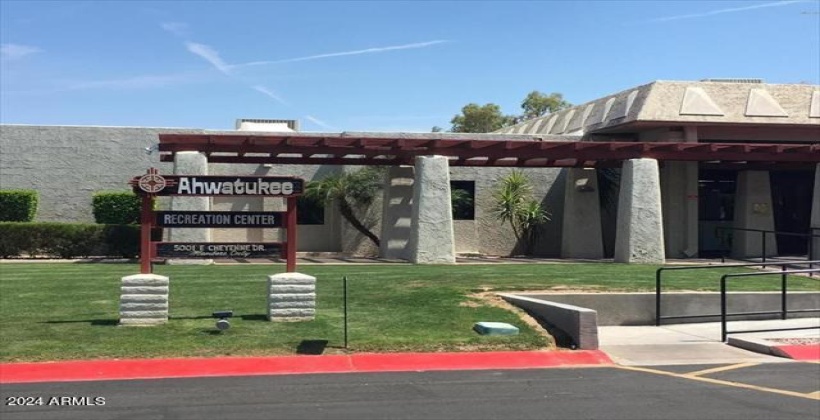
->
[[212, 310, 234, 331]]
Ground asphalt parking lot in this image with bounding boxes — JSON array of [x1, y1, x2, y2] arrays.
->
[[2, 363, 818, 420]]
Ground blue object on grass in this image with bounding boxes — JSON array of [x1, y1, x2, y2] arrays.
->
[[473, 321, 519, 336]]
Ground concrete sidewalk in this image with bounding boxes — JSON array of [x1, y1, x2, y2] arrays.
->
[[599, 318, 819, 366]]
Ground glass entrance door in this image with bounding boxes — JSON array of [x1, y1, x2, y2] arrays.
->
[[698, 169, 737, 258], [770, 170, 813, 256]]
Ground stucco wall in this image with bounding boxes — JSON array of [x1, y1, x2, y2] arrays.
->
[[0, 125, 202, 222], [449, 166, 565, 257]]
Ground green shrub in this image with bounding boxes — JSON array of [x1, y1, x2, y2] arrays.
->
[[0, 222, 140, 258], [41, 223, 103, 258], [102, 224, 141, 258], [0, 223, 41, 257], [93, 191, 140, 224], [0, 190, 38, 222]]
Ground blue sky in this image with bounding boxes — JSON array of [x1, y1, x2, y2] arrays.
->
[[1, 0, 818, 131]]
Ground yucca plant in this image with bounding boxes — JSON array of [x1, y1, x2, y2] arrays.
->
[[492, 170, 550, 255]]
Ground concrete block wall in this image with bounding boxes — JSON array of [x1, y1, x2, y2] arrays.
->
[[267, 273, 316, 321], [0, 125, 202, 223], [119, 274, 169, 325]]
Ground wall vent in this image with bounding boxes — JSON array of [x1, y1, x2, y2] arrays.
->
[[700, 78, 764, 84], [235, 119, 299, 131]]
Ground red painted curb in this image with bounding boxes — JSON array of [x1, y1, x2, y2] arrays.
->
[[352, 351, 612, 372], [0, 351, 611, 384], [771, 344, 820, 361]]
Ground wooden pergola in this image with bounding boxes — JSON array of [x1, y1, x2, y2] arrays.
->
[[158, 133, 820, 169]]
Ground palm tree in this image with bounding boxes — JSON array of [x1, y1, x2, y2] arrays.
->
[[304, 167, 384, 247], [492, 170, 550, 255]]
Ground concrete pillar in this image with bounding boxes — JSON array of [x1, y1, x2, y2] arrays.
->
[[168, 151, 210, 242], [811, 164, 820, 260], [561, 168, 603, 259], [684, 162, 699, 256], [732, 171, 777, 259], [119, 274, 169, 325], [661, 162, 699, 258], [379, 166, 415, 260], [614, 158, 665, 263], [267, 273, 315, 321], [682, 126, 699, 257], [407, 156, 456, 264], [168, 151, 211, 264]]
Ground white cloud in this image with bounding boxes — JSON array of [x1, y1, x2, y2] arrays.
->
[[251, 85, 289, 106], [647, 0, 806, 23], [161, 22, 190, 38], [1, 43, 41, 61], [234, 40, 449, 68], [304, 115, 336, 130], [185, 42, 231, 74]]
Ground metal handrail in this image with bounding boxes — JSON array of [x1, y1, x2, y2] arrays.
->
[[720, 268, 820, 342], [720, 227, 820, 237], [716, 227, 820, 265], [655, 260, 820, 326]]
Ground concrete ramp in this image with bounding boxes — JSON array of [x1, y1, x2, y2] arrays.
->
[[501, 292, 819, 366], [599, 319, 818, 366]]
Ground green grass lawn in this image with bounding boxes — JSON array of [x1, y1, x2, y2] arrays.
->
[[1, 262, 817, 362]]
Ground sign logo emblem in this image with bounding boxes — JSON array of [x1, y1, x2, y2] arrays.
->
[[138, 168, 166, 194]]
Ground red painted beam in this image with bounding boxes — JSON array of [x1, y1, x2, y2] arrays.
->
[[158, 134, 820, 166]]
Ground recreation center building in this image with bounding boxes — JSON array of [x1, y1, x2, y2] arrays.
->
[[2, 79, 819, 263]]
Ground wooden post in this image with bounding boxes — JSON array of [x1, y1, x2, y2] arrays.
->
[[140, 194, 154, 274], [286, 196, 297, 272]]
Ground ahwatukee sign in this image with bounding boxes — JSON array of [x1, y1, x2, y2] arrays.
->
[[150, 176, 303, 196], [129, 168, 304, 273]]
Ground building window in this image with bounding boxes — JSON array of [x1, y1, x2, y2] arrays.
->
[[450, 181, 475, 220], [297, 196, 324, 225]]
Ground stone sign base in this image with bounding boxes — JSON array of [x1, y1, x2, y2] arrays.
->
[[267, 273, 316, 322], [119, 274, 169, 326]]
